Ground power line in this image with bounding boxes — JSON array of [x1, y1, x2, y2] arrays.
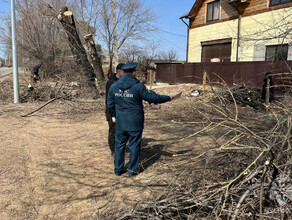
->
[[156, 33, 186, 51], [158, 29, 187, 38]]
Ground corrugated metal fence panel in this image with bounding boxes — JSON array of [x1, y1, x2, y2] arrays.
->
[[237, 62, 275, 86], [203, 62, 237, 86], [156, 61, 292, 87], [156, 64, 177, 84], [175, 63, 202, 84]]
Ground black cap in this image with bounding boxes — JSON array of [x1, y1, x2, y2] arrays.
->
[[116, 63, 125, 72]]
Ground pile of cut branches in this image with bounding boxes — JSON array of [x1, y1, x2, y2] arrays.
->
[[0, 77, 13, 101], [213, 85, 264, 110], [20, 82, 79, 102], [117, 83, 292, 219], [0, 73, 82, 103]]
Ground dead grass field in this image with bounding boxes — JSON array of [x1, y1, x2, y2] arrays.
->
[[1, 71, 291, 219], [0, 83, 208, 219]]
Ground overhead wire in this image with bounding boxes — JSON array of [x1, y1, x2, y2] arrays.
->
[[157, 29, 187, 38], [155, 32, 186, 51]]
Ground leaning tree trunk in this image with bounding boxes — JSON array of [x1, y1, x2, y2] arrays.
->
[[57, 7, 98, 98], [84, 34, 105, 90]]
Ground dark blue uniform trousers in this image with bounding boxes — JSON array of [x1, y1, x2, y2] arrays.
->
[[114, 129, 143, 176]]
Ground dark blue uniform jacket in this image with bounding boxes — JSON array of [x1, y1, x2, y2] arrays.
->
[[107, 74, 171, 131], [32, 63, 41, 74]]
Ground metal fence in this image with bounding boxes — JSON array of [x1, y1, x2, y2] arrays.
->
[[156, 61, 292, 88]]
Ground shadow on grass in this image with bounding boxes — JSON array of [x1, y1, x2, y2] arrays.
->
[[137, 138, 173, 173]]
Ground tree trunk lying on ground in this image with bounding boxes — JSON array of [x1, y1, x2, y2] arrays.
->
[[57, 6, 98, 98]]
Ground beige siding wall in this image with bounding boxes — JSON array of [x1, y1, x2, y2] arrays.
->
[[188, 7, 292, 62], [189, 19, 238, 62], [239, 7, 292, 61]]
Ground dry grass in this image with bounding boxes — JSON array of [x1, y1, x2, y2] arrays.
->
[[1, 72, 291, 219]]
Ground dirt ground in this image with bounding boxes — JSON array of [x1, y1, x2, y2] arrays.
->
[[0, 84, 207, 219]]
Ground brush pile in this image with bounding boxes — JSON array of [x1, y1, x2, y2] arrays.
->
[[116, 86, 292, 219], [213, 85, 265, 110], [0, 77, 14, 101], [20, 82, 80, 102], [0, 73, 83, 103]]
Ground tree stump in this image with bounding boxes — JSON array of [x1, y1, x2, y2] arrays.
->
[[57, 6, 99, 98], [84, 34, 105, 91]]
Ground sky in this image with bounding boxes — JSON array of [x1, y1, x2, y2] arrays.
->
[[0, 0, 195, 60], [0, 0, 10, 12], [145, 0, 195, 60]]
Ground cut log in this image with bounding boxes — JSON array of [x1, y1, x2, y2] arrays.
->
[[57, 6, 98, 98], [84, 34, 105, 89]]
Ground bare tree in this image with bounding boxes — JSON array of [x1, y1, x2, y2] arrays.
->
[[0, 14, 12, 66], [120, 41, 161, 80], [159, 49, 179, 63], [0, 0, 157, 88], [120, 44, 144, 63], [0, 0, 103, 96], [0, 0, 71, 75], [97, 0, 157, 75], [70, 0, 102, 33], [111, 0, 118, 70]]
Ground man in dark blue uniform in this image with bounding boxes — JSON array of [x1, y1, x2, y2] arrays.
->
[[107, 62, 173, 177], [105, 63, 125, 158], [32, 63, 42, 82]]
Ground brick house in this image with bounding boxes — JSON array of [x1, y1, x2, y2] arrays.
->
[[181, 0, 292, 63]]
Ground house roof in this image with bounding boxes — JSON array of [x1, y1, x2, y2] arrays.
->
[[180, 0, 251, 20], [180, 0, 204, 20], [179, 12, 190, 19]]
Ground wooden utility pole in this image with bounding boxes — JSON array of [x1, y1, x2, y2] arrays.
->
[[57, 6, 98, 98]]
